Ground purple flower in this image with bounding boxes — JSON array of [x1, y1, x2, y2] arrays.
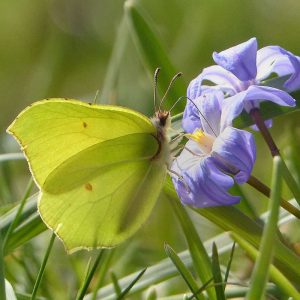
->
[[187, 38, 297, 129], [172, 92, 256, 208]]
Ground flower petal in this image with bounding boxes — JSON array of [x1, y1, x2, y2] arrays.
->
[[182, 97, 203, 133], [257, 46, 295, 80], [183, 91, 223, 135], [257, 46, 300, 91], [213, 38, 258, 81], [171, 149, 239, 207], [251, 119, 272, 131], [243, 85, 296, 110], [212, 127, 256, 184], [187, 65, 240, 99], [282, 52, 300, 92], [220, 92, 246, 131], [220, 85, 295, 130]]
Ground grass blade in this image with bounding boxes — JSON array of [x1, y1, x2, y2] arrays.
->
[[211, 243, 225, 300], [188, 278, 214, 300], [224, 242, 235, 287], [3, 178, 34, 251], [31, 232, 55, 300], [164, 244, 203, 300], [163, 181, 300, 284], [76, 250, 105, 300], [116, 268, 147, 300], [124, 0, 186, 114], [91, 250, 114, 300], [0, 231, 6, 300], [0, 153, 25, 163], [280, 157, 300, 206], [167, 192, 216, 300], [100, 16, 129, 105], [246, 157, 283, 300], [4, 213, 46, 255], [231, 233, 300, 300], [111, 272, 122, 296]]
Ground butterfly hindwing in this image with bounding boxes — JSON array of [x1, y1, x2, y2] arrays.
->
[[38, 133, 166, 251]]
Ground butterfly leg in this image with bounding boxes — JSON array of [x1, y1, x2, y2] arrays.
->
[[167, 168, 191, 194], [170, 132, 185, 144]]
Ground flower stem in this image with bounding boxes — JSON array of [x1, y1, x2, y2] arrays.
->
[[247, 175, 300, 219], [250, 108, 300, 206], [249, 108, 279, 156]]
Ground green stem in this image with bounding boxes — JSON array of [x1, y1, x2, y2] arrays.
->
[[250, 108, 279, 156], [76, 250, 105, 300], [246, 157, 282, 300], [247, 175, 300, 219], [31, 232, 55, 300], [3, 178, 34, 251]]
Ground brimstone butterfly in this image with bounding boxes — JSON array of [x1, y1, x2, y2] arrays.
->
[[7, 70, 182, 252]]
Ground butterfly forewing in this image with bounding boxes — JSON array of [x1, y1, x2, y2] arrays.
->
[[7, 99, 155, 187]]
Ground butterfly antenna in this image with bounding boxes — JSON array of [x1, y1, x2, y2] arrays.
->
[[171, 96, 218, 137], [169, 95, 187, 113], [153, 68, 161, 112], [158, 72, 183, 111]]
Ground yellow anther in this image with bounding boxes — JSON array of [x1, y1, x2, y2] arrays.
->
[[186, 129, 215, 154]]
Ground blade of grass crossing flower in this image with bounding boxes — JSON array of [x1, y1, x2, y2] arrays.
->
[[166, 190, 216, 300], [162, 181, 300, 284], [231, 233, 300, 300], [76, 250, 105, 300], [246, 157, 283, 300], [31, 232, 55, 300], [116, 268, 147, 300], [99, 16, 129, 105], [111, 272, 122, 297], [280, 157, 300, 206], [124, 0, 186, 114], [211, 243, 225, 300], [3, 178, 34, 251], [164, 244, 204, 300], [91, 249, 114, 300], [0, 231, 6, 300], [224, 242, 235, 288]]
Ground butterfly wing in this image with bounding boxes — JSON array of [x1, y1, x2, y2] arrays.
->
[[39, 133, 166, 251], [7, 99, 167, 251], [7, 99, 155, 187]]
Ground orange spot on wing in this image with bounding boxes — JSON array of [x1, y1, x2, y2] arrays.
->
[[85, 183, 93, 191]]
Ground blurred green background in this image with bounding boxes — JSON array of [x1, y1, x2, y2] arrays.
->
[[1, 0, 300, 131], [1, 0, 300, 299]]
